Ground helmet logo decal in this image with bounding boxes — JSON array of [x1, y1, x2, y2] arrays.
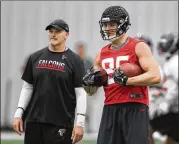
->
[[102, 17, 110, 22]]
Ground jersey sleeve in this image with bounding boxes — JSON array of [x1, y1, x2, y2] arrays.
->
[[21, 55, 33, 84], [73, 57, 85, 87]]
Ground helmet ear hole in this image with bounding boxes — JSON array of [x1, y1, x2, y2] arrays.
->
[[118, 30, 123, 35], [123, 24, 127, 30]]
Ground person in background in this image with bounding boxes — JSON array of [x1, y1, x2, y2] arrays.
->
[[150, 33, 179, 144], [75, 42, 93, 72]]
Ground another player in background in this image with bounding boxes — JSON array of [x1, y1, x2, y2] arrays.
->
[[150, 33, 179, 144], [13, 19, 87, 144], [83, 6, 161, 144], [75, 42, 93, 73], [162, 37, 179, 144]]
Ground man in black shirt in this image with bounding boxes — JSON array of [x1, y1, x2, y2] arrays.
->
[[13, 19, 87, 144]]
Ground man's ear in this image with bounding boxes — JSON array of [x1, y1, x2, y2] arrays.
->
[[65, 32, 69, 38]]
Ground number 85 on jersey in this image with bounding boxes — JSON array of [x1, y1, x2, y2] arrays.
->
[[101, 56, 129, 85]]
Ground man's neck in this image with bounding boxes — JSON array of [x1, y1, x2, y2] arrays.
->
[[111, 34, 128, 47], [49, 43, 66, 52]]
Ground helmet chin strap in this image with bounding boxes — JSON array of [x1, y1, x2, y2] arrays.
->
[[108, 36, 119, 42], [108, 34, 123, 42]]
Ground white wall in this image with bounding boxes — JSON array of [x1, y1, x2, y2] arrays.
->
[[1, 1, 178, 127]]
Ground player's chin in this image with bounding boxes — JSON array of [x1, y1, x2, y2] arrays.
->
[[50, 41, 59, 46]]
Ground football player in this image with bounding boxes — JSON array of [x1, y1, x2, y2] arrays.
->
[[83, 6, 161, 144]]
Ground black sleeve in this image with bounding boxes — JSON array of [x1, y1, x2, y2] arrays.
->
[[21, 55, 33, 84], [73, 57, 85, 87]]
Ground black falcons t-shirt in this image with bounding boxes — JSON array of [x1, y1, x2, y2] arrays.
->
[[22, 47, 85, 127]]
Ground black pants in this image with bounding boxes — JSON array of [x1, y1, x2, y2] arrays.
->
[[97, 102, 149, 144], [150, 112, 179, 142], [25, 122, 73, 144]]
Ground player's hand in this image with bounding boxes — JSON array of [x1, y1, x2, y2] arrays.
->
[[71, 126, 84, 144], [82, 67, 101, 86], [113, 67, 128, 86], [13, 118, 23, 136]]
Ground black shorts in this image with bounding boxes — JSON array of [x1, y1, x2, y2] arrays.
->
[[25, 122, 73, 144], [150, 112, 179, 142], [97, 102, 149, 144]]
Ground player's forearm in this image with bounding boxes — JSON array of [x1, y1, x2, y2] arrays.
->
[[126, 71, 161, 86], [14, 81, 33, 118]]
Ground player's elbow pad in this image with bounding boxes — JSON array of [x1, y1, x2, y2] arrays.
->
[[14, 81, 33, 118]]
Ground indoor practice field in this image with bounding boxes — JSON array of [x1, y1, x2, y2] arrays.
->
[[2, 2, 178, 144], [1, 140, 163, 144], [1, 132, 163, 144], [1, 131, 165, 144], [1, 140, 95, 144]]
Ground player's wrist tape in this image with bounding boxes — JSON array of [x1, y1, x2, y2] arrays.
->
[[14, 107, 24, 118], [18, 107, 25, 111], [77, 113, 85, 116], [76, 114, 85, 127]]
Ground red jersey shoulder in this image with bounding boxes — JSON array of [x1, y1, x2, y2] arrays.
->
[[100, 43, 111, 53]]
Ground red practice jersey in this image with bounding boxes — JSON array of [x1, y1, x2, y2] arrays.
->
[[100, 37, 149, 106]]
